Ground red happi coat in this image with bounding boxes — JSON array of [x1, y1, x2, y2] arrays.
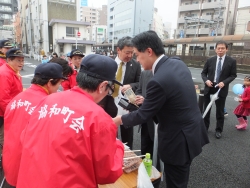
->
[[61, 63, 77, 90], [0, 64, 23, 117], [17, 86, 124, 188], [0, 57, 6, 67], [3, 84, 48, 186]]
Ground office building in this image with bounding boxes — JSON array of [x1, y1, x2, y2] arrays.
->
[[17, 0, 95, 57], [99, 5, 107, 25], [177, 0, 239, 38], [91, 25, 107, 43], [235, 6, 250, 35], [79, 6, 99, 24], [107, 0, 154, 49], [0, 0, 18, 40], [152, 8, 164, 40]]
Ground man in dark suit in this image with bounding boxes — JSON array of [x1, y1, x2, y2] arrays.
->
[[201, 41, 237, 139], [135, 70, 155, 156], [113, 31, 209, 188], [113, 36, 141, 149]]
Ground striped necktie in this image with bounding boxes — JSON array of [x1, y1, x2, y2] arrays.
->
[[216, 57, 222, 83], [112, 62, 123, 98]]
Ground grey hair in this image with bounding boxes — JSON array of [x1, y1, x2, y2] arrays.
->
[[117, 36, 133, 50]]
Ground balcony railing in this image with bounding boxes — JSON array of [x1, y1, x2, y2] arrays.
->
[[202, 2, 225, 10], [0, 0, 11, 4], [179, 4, 200, 12]]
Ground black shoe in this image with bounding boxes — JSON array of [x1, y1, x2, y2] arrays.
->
[[215, 131, 222, 139]]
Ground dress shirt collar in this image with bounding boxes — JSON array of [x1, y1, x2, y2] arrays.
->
[[217, 54, 226, 62], [115, 56, 127, 65], [152, 54, 164, 75]]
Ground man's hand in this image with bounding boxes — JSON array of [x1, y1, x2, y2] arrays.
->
[[121, 84, 131, 93], [113, 115, 122, 126], [217, 82, 225, 88], [135, 95, 144, 105], [205, 80, 213, 87]]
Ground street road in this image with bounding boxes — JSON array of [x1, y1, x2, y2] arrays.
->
[[21, 58, 250, 188]]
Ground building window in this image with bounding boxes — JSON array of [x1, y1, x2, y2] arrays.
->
[[66, 27, 79, 37]]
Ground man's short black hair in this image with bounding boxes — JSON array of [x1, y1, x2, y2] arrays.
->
[[215, 41, 228, 49], [132, 30, 165, 56], [76, 72, 104, 92], [31, 77, 61, 86]]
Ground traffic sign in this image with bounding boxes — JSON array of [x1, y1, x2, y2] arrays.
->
[[77, 31, 81, 37]]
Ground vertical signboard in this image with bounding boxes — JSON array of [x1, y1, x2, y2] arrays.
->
[[81, 0, 88, 6], [180, 30, 184, 38], [97, 28, 104, 34], [211, 30, 215, 36]]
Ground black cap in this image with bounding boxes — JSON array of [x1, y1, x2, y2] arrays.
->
[[0, 40, 12, 48], [79, 54, 123, 86], [34, 63, 67, 80], [6, 48, 24, 58], [70, 49, 85, 58]]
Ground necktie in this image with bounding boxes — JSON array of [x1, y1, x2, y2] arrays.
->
[[216, 58, 222, 83], [112, 62, 123, 98]]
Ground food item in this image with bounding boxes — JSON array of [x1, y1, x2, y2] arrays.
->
[[123, 150, 141, 173]]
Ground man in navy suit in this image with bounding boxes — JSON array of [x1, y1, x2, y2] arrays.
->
[[113, 31, 209, 188], [201, 41, 237, 139]]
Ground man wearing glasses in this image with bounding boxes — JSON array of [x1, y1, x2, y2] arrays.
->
[[201, 40, 237, 138], [17, 54, 124, 188]]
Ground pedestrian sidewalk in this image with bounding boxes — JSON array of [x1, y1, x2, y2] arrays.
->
[[24, 57, 41, 65]]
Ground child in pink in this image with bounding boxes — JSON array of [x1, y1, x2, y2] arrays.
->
[[234, 76, 250, 130]]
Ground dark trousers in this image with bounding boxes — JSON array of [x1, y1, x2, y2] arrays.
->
[[164, 160, 191, 188], [141, 123, 154, 156], [120, 126, 133, 149], [203, 87, 226, 132]]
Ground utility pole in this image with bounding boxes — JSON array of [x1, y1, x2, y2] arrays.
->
[[215, 3, 223, 36], [184, 16, 215, 54]]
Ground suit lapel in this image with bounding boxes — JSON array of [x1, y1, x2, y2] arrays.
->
[[154, 55, 169, 74], [221, 56, 228, 73], [123, 61, 132, 84]]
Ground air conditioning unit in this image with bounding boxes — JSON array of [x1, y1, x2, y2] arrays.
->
[[82, 38, 86, 40], [62, 37, 64, 39]]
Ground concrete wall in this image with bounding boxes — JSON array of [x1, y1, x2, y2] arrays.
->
[[51, 22, 92, 55], [47, 3, 76, 21]]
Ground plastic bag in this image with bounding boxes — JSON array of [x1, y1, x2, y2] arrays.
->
[[137, 163, 154, 188]]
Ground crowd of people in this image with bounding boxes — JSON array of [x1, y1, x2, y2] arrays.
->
[[0, 30, 244, 188]]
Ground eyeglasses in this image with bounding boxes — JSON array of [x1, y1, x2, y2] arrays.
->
[[106, 82, 114, 96]]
